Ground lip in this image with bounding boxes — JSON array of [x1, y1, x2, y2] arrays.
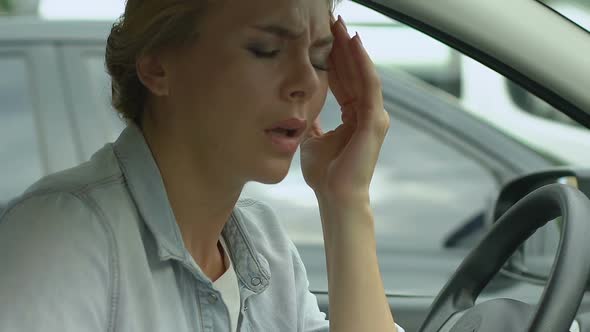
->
[[266, 118, 308, 137], [264, 118, 308, 154]]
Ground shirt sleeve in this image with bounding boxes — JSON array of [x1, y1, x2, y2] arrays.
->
[[290, 242, 405, 332], [0, 193, 113, 332]]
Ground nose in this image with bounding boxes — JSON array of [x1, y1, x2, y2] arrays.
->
[[281, 57, 322, 104]]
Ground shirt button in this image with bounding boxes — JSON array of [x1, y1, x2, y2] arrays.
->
[[208, 293, 218, 304], [251, 277, 262, 286]]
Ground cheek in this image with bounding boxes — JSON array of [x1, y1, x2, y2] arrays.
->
[[167, 62, 209, 107], [311, 82, 329, 119]]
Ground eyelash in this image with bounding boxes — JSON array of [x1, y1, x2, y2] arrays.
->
[[249, 48, 329, 72]]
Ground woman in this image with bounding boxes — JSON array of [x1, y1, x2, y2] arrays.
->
[[0, 0, 403, 331]]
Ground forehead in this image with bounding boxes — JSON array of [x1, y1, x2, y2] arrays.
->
[[212, 0, 330, 33]]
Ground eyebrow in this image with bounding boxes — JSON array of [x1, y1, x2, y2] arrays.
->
[[252, 24, 334, 48]]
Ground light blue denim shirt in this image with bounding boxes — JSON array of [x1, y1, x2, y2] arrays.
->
[[0, 124, 331, 332], [0, 124, 405, 332]]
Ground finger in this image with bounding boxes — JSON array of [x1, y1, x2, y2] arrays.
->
[[341, 108, 357, 125], [320, 123, 355, 153], [330, 16, 362, 98], [327, 53, 353, 108], [351, 32, 382, 111], [331, 123, 355, 152], [327, 21, 351, 103]]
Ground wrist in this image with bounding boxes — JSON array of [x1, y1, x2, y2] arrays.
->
[[315, 190, 370, 208], [316, 198, 375, 245]]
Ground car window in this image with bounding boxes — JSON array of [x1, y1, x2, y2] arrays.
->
[[241, 1, 506, 253], [7, 1, 570, 258], [506, 80, 579, 127], [334, 1, 462, 98], [0, 55, 44, 204], [242, 92, 498, 250], [241, 0, 584, 258], [538, 0, 590, 32]]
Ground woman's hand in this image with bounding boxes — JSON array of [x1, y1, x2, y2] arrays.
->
[[300, 15, 389, 204], [300, 17, 399, 332]]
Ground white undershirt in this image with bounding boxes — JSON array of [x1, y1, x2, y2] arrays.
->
[[212, 237, 406, 332], [213, 237, 240, 332]]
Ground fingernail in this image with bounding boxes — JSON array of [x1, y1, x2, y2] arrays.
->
[[355, 32, 362, 45], [338, 15, 347, 32]]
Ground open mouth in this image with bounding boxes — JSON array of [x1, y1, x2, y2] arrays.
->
[[268, 128, 299, 138], [266, 118, 307, 139]]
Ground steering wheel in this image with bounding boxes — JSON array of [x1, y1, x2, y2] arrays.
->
[[418, 183, 590, 332]]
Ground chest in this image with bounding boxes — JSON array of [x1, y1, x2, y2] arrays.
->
[[115, 262, 299, 332]]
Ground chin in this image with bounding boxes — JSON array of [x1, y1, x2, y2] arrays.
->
[[251, 158, 292, 184]]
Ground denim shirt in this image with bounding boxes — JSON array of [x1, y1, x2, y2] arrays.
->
[[0, 124, 331, 332]]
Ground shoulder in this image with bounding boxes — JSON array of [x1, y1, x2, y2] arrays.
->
[[0, 142, 122, 249], [19, 143, 122, 198], [0, 190, 115, 259], [0, 191, 115, 331], [0, 144, 121, 276], [0, 142, 123, 245]]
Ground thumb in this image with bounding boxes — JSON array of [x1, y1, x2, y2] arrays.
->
[[322, 122, 355, 152]]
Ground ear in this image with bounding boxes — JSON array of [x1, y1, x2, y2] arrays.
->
[[136, 54, 169, 97]]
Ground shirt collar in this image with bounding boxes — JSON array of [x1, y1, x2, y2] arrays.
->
[[112, 124, 270, 292]]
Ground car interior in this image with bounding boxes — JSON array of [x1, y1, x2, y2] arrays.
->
[[324, 1, 590, 331], [1, 0, 590, 331]]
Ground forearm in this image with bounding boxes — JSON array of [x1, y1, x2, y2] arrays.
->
[[317, 195, 397, 332]]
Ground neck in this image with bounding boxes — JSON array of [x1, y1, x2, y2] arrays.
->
[[141, 116, 243, 279]]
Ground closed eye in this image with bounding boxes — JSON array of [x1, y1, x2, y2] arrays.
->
[[249, 48, 280, 58], [248, 48, 329, 71]]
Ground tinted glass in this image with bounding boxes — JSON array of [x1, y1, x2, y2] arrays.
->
[[242, 93, 498, 250]]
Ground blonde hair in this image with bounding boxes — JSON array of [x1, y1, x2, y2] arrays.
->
[[105, 0, 341, 125]]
